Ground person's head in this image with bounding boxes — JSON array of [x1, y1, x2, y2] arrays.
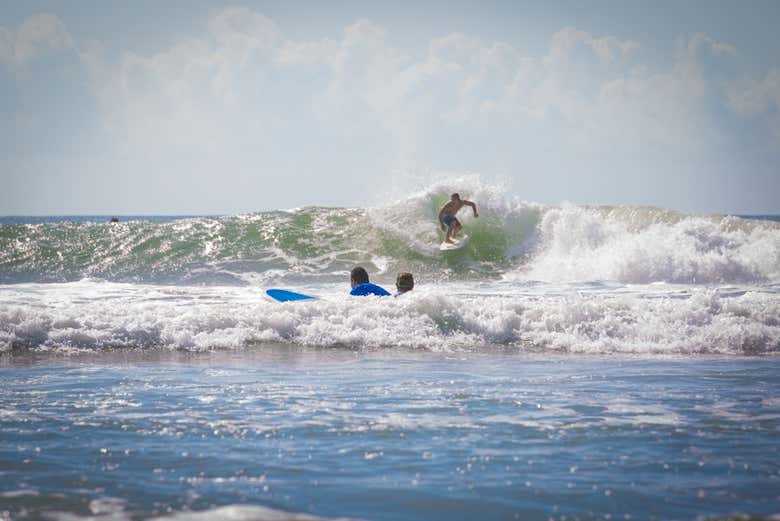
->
[[451, 193, 461, 201], [396, 272, 414, 293], [350, 266, 370, 288]]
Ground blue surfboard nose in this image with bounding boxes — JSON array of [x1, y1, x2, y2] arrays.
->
[[266, 289, 317, 302]]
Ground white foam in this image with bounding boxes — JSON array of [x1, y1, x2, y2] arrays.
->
[[43, 502, 353, 521], [516, 205, 780, 284], [0, 489, 40, 497], [1, 280, 777, 355], [153, 504, 355, 521]]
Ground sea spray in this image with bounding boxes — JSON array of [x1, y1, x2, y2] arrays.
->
[[519, 205, 780, 284]]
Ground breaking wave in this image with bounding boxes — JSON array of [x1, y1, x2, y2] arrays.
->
[[2, 178, 778, 286]]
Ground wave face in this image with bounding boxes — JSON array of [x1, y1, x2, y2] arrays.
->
[[1, 178, 779, 285]]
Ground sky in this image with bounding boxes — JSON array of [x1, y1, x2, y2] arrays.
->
[[1, 0, 779, 215]]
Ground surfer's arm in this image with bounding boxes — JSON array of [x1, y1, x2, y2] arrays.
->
[[437, 207, 446, 230], [465, 200, 478, 218]]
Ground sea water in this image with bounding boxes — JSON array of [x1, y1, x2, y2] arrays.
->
[[1, 179, 779, 520]]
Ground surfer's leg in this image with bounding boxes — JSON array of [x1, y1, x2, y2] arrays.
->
[[445, 224, 456, 243], [442, 215, 458, 243], [451, 219, 462, 240]]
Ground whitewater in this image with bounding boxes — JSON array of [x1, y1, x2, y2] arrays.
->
[[1, 179, 778, 354], [2, 179, 780, 521]]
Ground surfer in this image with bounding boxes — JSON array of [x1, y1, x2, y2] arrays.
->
[[395, 272, 414, 296], [350, 266, 391, 297], [438, 193, 478, 244]]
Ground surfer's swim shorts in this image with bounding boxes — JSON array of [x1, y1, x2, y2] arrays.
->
[[441, 214, 459, 227]]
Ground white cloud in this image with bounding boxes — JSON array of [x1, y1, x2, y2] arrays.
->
[[727, 68, 780, 142], [208, 6, 278, 64], [545, 27, 639, 68], [60, 7, 780, 156], [328, 20, 409, 102], [4, 6, 778, 213], [275, 38, 338, 66], [78, 7, 285, 151], [729, 68, 780, 114], [0, 13, 72, 65]]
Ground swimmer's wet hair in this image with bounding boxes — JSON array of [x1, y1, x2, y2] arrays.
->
[[396, 272, 414, 291], [351, 266, 369, 284]]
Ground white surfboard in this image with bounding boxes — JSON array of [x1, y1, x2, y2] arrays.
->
[[439, 234, 469, 251]]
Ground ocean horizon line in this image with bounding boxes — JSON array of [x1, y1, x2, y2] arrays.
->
[[2, 211, 779, 224]]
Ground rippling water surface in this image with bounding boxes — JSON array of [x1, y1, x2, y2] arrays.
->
[[2, 350, 779, 521]]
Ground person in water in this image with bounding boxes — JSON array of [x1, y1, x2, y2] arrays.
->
[[395, 272, 414, 296], [438, 193, 478, 244], [350, 266, 391, 296]]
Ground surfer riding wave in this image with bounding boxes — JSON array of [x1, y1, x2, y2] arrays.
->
[[438, 193, 478, 244]]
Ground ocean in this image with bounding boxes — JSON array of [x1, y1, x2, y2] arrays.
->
[[1, 180, 779, 520]]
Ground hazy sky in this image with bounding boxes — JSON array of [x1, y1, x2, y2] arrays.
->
[[2, 0, 779, 215]]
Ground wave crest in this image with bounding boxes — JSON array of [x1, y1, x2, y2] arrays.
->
[[1, 178, 778, 285], [520, 205, 779, 284]]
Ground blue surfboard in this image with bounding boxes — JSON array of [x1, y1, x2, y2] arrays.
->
[[266, 289, 317, 302]]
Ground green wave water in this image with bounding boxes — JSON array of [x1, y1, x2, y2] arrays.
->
[[0, 205, 540, 284], [2, 179, 778, 285]]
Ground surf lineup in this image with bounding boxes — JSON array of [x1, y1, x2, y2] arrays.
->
[[266, 193, 479, 302]]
